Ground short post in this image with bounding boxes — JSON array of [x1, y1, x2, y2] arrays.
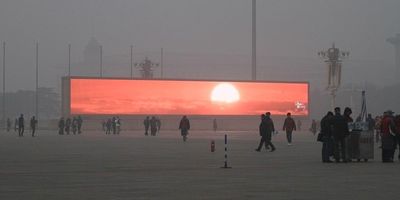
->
[[221, 134, 232, 169], [211, 140, 215, 152]]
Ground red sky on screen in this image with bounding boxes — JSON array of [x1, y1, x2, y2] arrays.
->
[[70, 79, 308, 116]]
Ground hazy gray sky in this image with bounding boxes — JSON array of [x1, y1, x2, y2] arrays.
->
[[1, 0, 400, 91]]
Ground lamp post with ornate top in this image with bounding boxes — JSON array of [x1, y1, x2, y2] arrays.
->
[[318, 43, 350, 110]]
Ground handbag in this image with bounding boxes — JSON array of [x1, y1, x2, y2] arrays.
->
[[317, 132, 324, 142]]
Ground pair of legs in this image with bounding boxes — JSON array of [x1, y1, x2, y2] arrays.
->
[[31, 128, 36, 137], [395, 135, 400, 160], [18, 126, 24, 137], [286, 131, 293, 144], [181, 130, 188, 142], [382, 148, 395, 162], [322, 137, 333, 162], [334, 137, 346, 162], [256, 136, 275, 151], [382, 135, 396, 162]]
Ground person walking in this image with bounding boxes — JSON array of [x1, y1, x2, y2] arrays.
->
[[256, 114, 268, 151], [30, 116, 38, 137], [150, 116, 158, 136], [77, 116, 83, 134], [331, 107, 350, 163], [72, 117, 78, 135], [143, 116, 150, 136], [116, 117, 121, 134], [58, 117, 65, 135], [255, 114, 276, 152], [65, 118, 71, 135], [18, 114, 25, 137], [310, 119, 317, 135], [283, 112, 297, 145], [106, 118, 112, 135], [179, 115, 190, 142], [320, 111, 334, 163], [112, 117, 116, 135], [156, 117, 161, 134], [297, 120, 302, 131], [6, 118, 11, 132], [101, 120, 106, 132], [213, 118, 218, 132]]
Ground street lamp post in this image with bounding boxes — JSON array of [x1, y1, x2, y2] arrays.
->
[[252, 0, 256, 80], [68, 44, 71, 77], [100, 45, 103, 77], [318, 43, 350, 111], [35, 42, 39, 120], [130, 45, 133, 78], [135, 57, 159, 79], [2, 42, 5, 130], [161, 48, 164, 78]]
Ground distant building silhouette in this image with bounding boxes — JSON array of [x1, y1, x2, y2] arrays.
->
[[83, 37, 101, 65]]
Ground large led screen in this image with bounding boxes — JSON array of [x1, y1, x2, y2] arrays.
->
[[70, 78, 308, 116]]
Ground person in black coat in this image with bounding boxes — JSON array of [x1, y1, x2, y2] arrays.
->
[[143, 116, 150, 136], [150, 116, 158, 136], [30, 116, 38, 137], [58, 117, 65, 135], [18, 114, 25, 137], [331, 107, 350, 163], [179, 115, 190, 142], [320, 111, 334, 163], [65, 118, 71, 135], [255, 113, 276, 152]]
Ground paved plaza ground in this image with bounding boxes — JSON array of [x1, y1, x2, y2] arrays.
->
[[0, 129, 399, 200]]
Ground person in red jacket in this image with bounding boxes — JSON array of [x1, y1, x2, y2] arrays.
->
[[283, 112, 297, 145], [380, 110, 397, 162]]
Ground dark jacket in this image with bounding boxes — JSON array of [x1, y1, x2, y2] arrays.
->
[[18, 116, 24, 127], [179, 118, 190, 130], [30, 118, 37, 129], [331, 114, 349, 139], [260, 116, 275, 140], [320, 115, 332, 138], [283, 117, 296, 132], [394, 115, 400, 135], [143, 118, 150, 128]]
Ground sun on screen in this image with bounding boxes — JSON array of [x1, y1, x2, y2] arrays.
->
[[211, 83, 240, 103]]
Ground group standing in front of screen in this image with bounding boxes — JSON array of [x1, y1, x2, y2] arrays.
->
[[319, 107, 400, 163]]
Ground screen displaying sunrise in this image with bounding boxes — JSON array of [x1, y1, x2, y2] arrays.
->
[[70, 78, 309, 116]]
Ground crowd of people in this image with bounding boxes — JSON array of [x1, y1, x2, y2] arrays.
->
[[102, 117, 121, 135], [58, 116, 83, 135], [143, 116, 162, 136], [5, 114, 38, 137], [6, 110, 400, 164], [319, 107, 400, 163]]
